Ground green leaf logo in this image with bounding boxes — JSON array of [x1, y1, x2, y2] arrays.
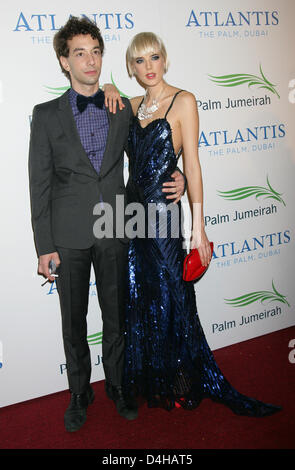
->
[[87, 332, 103, 346], [44, 85, 70, 96], [217, 176, 285, 206], [209, 64, 280, 98], [225, 281, 290, 307], [110, 72, 131, 98]]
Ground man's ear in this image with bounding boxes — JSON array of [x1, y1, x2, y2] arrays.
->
[[60, 56, 70, 72]]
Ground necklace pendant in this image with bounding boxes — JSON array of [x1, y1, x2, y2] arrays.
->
[[149, 102, 158, 113], [137, 100, 159, 121], [137, 109, 152, 120]]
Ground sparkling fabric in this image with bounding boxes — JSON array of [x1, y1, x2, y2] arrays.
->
[[69, 88, 109, 174], [123, 94, 281, 417]]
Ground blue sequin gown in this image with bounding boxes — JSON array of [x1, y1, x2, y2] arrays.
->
[[123, 92, 280, 416]]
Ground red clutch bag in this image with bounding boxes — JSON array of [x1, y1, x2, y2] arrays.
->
[[183, 242, 214, 282]]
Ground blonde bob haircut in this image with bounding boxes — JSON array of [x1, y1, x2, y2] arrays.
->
[[126, 32, 169, 78]]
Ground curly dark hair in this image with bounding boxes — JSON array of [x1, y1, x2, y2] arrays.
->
[[53, 16, 104, 80]]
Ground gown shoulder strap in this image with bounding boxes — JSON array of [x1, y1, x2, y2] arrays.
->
[[136, 96, 145, 116], [164, 90, 184, 119]]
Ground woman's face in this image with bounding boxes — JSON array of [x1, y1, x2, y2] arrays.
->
[[132, 50, 166, 86]]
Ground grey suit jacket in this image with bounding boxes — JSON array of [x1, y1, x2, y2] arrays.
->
[[29, 90, 132, 256]]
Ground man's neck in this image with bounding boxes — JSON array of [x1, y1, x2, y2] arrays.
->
[[71, 83, 100, 97]]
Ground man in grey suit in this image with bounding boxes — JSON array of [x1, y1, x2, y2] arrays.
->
[[29, 17, 184, 432]]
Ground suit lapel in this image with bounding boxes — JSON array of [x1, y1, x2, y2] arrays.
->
[[99, 107, 116, 177], [56, 90, 98, 178]]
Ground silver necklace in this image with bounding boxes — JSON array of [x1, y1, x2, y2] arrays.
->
[[137, 87, 166, 121]]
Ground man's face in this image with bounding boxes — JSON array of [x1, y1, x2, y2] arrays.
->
[[60, 34, 102, 93]]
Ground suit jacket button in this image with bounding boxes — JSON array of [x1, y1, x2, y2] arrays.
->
[[97, 176, 102, 182]]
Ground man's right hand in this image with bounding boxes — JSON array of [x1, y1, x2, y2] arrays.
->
[[38, 252, 61, 282]]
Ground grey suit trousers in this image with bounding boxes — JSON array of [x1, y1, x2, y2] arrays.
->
[[56, 238, 128, 394]]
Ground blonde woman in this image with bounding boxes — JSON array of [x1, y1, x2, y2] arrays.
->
[[122, 32, 280, 417]]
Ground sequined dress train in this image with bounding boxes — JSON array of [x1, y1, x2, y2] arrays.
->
[[123, 92, 280, 416]]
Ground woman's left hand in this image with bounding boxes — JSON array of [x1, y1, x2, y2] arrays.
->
[[190, 229, 212, 266], [103, 84, 125, 114]]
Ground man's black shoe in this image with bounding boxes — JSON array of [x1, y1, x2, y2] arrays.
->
[[105, 382, 138, 420], [64, 385, 95, 432]]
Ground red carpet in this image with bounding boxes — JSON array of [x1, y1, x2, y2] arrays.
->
[[1, 326, 295, 450]]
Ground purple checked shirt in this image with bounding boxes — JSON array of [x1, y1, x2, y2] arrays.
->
[[69, 88, 109, 174]]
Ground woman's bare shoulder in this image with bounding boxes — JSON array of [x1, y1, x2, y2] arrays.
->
[[177, 90, 197, 104], [173, 90, 198, 116]]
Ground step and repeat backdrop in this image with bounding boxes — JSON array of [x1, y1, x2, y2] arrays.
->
[[1, 0, 295, 407]]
